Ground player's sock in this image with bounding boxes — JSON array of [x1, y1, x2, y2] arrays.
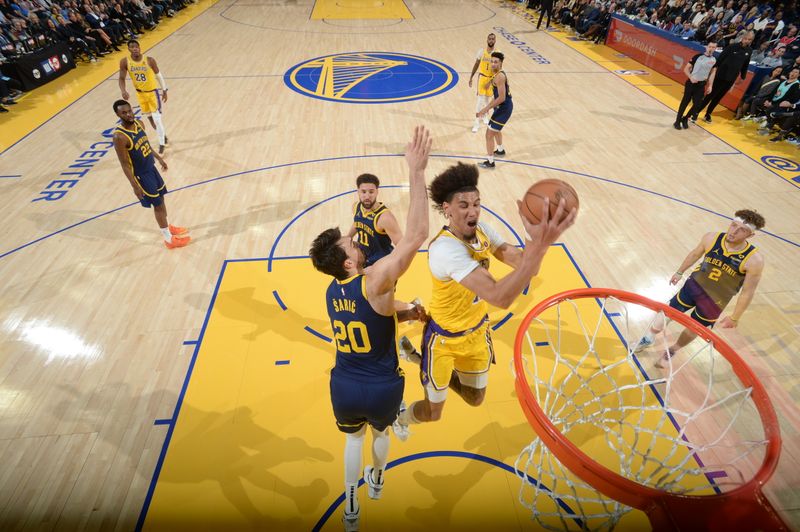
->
[[160, 227, 172, 242], [344, 428, 365, 513], [496, 144, 504, 151], [488, 155, 494, 164], [152, 112, 167, 146], [370, 427, 390, 479]]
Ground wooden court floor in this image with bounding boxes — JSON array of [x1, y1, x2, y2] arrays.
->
[[1, 0, 799, 530]]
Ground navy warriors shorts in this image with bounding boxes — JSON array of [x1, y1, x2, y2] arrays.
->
[[135, 167, 167, 208], [489, 101, 513, 131], [329, 368, 404, 433], [669, 277, 723, 327]]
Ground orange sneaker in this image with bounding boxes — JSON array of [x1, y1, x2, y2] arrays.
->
[[169, 224, 188, 235], [165, 235, 191, 249]]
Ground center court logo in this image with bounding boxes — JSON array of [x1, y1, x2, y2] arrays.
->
[[284, 52, 458, 104]]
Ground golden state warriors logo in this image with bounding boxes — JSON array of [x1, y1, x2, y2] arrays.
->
[[284, 52, 458, 104]]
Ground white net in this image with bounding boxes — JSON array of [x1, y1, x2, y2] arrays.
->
[[514, 294, 770, 531]]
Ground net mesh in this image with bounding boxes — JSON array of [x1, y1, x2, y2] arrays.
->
[[514, 294, 769, 531]]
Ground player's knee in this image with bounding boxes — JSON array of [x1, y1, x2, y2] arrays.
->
[[463, 387, 486, 407]]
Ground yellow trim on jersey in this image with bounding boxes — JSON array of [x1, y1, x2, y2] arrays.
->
[[675, 291, 692, 309], [335, 275, 361, 286], [489, 117, 507, 126], [738, 247, 757, 273], [720, 234, 751, 257], [372, 205, 388, 235], [361, 275, 369, 301]]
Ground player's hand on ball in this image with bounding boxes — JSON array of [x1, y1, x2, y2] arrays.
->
[[517, 198, 576, 248]]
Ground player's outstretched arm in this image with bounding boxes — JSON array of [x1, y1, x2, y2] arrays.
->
[[367, 126, 432, 297], [459, 198, 576, 309], [671, 232, 715, 284]]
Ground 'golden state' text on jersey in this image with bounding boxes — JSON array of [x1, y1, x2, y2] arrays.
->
[[115, 121, 154, 176], [326, 275, 398, 378], [690, 232, 757, 309], [353, 203, 394, 266]]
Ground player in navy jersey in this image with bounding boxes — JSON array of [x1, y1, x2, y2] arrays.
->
[[309, 126, 432, 532], [347, 174, 402, 267], [636, 210, 766, 367], [477, 52, 513, 169], [112, 100, 190, 249]]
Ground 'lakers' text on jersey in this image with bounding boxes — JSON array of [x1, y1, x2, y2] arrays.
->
[[353, 203, 393, 266], [690, 232, 757, 308], [326, 275, 398, 378]]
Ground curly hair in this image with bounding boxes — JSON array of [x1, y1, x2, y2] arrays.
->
[[735, 209, 765, 230], [309, 228, 349, 280], [428, 162, 479, 214], [356, 173, 380, 187]]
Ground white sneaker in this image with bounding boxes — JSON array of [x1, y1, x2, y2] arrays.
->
[[392, 402, 410, 442], [364, 466, 384, 500], [342, 509, 360, 532], [633, 336, 653, 352], [398, 336, 421, 365]]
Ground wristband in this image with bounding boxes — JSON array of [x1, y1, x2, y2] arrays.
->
[[675, 271, 684, 276]]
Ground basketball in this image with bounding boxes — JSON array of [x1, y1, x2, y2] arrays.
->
[[521, 179, 579, 224]]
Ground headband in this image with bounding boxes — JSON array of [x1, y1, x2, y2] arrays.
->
[[733, 216, 756, 231]]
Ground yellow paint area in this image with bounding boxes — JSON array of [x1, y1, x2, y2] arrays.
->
[[310, 0, 413, 20], [498, 0, 800, 189], [142, 246, 717, 530], [0, 0, 218, 153]]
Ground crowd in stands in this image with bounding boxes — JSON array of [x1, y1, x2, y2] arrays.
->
[[0, 0, 196, 112], [520, 0, 800, 145]]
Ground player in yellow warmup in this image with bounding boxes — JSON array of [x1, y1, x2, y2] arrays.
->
[[118, 40, 169, 154]]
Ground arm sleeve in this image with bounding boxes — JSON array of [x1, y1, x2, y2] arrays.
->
[[429, 238, 480, 283]]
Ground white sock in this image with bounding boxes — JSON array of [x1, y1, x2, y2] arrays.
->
[[160, 227, 172, 242], [151, 112, 166, 146], [370, 427, 390, 482], [496, 144, 504, 151], [344, 428, 365, 513], [398, 401, 421, 425], [488, 155, 494, 164]]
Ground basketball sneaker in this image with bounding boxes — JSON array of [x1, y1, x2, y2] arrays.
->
[[342, 509, 360, 532], [493, 148, 506, 155], [165, 235, 191, 249], [392, 401, 410, 442], [398, 336, 421, 365], [633, 335, 653, 352], [478, 160, 495, 169], [364, 466, 384, 500], [703, 115, 712, 123], [168, 224, 188, 235]]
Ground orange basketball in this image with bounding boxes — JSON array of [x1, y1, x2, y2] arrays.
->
[[522, 179, 579, 224]]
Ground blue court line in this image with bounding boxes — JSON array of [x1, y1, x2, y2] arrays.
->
[[135, 259, 229, 532], [272, 290, 288, 310], [0, 174, 22, 178], [275, 360, 290, 365], [703, 152, 740, 155], [305, 325, 332, 343], [153, 419, 172, 426], [182, 340, 198, 345], [557, 243, 723, 494], [606, 312, 622, 317], [311, 450, 583, 531], [491, 312, 514, 330], [3, 153, 798, 264], [535, 341, 549, 346]]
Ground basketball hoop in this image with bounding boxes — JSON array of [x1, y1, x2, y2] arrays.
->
[[512, 288, 786, 531]]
